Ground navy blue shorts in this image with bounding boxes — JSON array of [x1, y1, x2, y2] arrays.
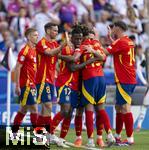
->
[[19, 86, 37, 106], [81, 76, 106, 106], [57, 85, 80, 108], [36, 82, 54, 103], [116, 83, 136, 105]]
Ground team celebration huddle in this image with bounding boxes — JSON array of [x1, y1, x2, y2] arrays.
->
[[12, 20, 137, 149]]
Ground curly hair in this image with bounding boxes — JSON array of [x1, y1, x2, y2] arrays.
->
[[71, 23, 83, 35]]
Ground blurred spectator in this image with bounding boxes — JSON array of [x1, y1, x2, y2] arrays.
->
[[0, 29, 14, 61], [135, 44, 149, 132], [123, 7, 142, 45], [32, 0, 52, 10], [126, 0, 139, 17], [81, 13, 94, 30], [10, 6, 31, 51], [72, 0, 94, 22], [10, 7, 31, 39], [56, 0, 77, 32], [132, 0, 144, 11], [0, 22, 8, 42], [0, 0, 7, 15], [24, 0, 53, 17], [33, 0, 60, 39], [0, 0, 8, 41], [95, 10, 111, 37], [7, 0, 26, 18], [109, 0, 127, 17], [93, 0, 113, 20], [136, 45, 148, 85]]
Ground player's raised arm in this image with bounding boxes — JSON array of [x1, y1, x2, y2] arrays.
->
[[107, 25, 115, 43]]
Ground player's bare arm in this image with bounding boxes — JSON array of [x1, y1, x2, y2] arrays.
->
[[44, 42, 67, 56], [58, 51, 81, 63], [107, 25, 115, 43], [103, 47, 110, 55], [83, 45, 106, 61], [67, 57, 100, 72], [15, 62, 23, 96]]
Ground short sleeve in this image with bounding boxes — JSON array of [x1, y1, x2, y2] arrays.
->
[[106, 39, 121, 54], [36, 39, 48, 54], [17, 47, 28, 64]]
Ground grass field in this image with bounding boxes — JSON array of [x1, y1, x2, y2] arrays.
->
[[51, 129, 149, 150], [0, 128, 149, 150]]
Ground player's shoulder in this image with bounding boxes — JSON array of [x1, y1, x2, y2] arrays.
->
[[38, 37, 46, 44], [112, 38, 120, 46], [121, 36, 134, 46], [51, 40, 59, 47], [19, 44, 30, 56], [37, 37, 48, 48], [91, 39, 102, 47]]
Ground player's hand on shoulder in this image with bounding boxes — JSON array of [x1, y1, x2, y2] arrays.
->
[[82, 45, 93, 53]]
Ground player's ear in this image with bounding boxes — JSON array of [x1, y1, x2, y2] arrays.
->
[[47, 28, 51, 35]]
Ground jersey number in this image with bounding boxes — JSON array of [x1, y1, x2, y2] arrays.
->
[[84, 54, 100, 67], [128, 48, 135, 66], [64, 87, 71, 96]]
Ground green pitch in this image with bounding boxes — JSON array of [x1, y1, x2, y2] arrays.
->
[[51, 129, 149, 150]]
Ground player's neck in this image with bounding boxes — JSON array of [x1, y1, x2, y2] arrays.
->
[[45, 35, 55, 42], [27, 41, 36, 49], [117, 33, 125, 39]]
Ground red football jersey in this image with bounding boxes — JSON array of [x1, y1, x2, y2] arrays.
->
[[36, 37, 59, 84], [107, 36, 136, 84], [17, 44, 36, 88], [56, 46, 80, 91], [80, 39, 104, 80]]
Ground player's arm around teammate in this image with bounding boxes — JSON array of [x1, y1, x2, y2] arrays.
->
[[77, 26, 115, 148]]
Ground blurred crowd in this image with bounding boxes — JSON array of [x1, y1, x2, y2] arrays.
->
[[0, 0, 149, 69]]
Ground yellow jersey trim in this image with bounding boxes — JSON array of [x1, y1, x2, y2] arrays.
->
[[21, 86, 30, 106], [37, 64, 47, 103], [97, 94, 106, 104]]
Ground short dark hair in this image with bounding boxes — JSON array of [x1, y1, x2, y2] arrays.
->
[[129, 35, 136, 41], [25, 28, 37, 38], [81, 25, 90, 37], [44, 22, 58, 33], [71, 24, 83, 36], [88, 29, 95, 35], [114, 21, 128, 31]]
